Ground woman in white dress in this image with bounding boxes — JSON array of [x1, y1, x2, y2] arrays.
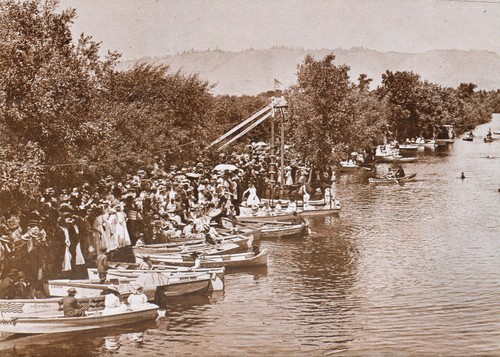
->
[[114, 205, 131, 248], [127, 285, 148, 311], [243, 183, 260, 206], [102, 287, 127, 316]]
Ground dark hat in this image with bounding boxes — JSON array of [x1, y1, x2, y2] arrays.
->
[[143, 255, 150, 260], [67, 287, 77, 294]]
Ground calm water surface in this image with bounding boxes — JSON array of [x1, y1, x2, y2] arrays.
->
[[2, 116, 500, 356]]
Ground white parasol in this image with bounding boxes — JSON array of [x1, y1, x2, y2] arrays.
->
[[213, 164, 238, 172]]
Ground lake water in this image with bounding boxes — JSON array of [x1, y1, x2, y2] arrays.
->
[[2, 115, 500, 356]]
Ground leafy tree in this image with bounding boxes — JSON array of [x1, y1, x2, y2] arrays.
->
[[0, 0, 118, 203], [287, 54, 356, 172]]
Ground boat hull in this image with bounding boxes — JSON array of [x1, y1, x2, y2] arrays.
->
[[138, 249, 269, 269], [0, 305, 159, 334]]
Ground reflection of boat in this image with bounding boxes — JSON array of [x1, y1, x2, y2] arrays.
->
[[0, 304, 159, 335], [368, 173, 416, 184], [136, 249, 269, 269]]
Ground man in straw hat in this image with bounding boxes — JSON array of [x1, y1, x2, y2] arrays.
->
[[62, 287, 86, 317]]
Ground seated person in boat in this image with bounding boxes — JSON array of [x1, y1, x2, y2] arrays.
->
[[291, 212, 306, 225], [103, 286, 127, 315], [139, 256, 153, 270], [127, 285, 148, 311], [63, 288, 86, 317], [273, 200, 283, 215], [15, 271, 35, 299], [256, 202, 271, 216], [285, 199, 297, 213], [0, 268, 19, 299], [384, 168, 395, 178], [395, 166, 406, 178], [312, 188, 323, 201], [135, 233, 146, 247]]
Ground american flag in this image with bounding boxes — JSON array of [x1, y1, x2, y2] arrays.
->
[[274, 78, 284, 91], [0, 302, 24, 314]]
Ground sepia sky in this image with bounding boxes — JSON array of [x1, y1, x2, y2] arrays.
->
[[58, 0, 500, 59]]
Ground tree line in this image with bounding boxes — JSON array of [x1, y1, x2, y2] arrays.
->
[[1, 0, 498, 209]]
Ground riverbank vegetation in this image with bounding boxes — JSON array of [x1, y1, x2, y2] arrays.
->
[[1, 0, 499, 206]]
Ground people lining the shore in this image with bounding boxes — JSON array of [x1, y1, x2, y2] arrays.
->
[[0, 141, 345, 295]]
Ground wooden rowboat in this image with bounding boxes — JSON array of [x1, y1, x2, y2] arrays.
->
[[136, 249, 269, 269], [86, 267, 225, 291], [47, 272, 217, 300], [132, 241, 244, 257], [368, 173, 417, 184], [0, 296, 109, 320], [236, 206, 340, 223], [221, 218, 306, 239], [0, 304, 159, 334]]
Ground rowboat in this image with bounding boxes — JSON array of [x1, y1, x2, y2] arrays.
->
[[0, 296, 109, 320], [47, 271, 217, 300], [462, 132, 474, 141], [337, 162, 371, 172], [260, 198, 326, 207], [86, 267, 225, 291], [368, 173, 417, 184], [136, 249, 269, 269], [376, 154, 417, 163], [0, 303, 159, 334], [221, 217, 306, 239], [399, 144, 419, 151], [236, 206, 341, 223], [132, 238, 248, 257]]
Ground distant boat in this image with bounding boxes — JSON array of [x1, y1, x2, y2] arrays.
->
[[462, 132, 474, 141], [368, 173, 417, 185], [0, 303, 159, 335]]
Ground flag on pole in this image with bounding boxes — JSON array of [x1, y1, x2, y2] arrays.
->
[[274, 78, 284, 91]]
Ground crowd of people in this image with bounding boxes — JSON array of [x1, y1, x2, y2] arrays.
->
[[0, 144, 332, 295]]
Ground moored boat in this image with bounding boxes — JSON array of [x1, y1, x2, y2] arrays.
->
[[0, 296, 108, 320], [221, 217, 306, 239], [0, 303, 159, 334], [47, 271, 217, 300], [136, 248, 269, 269]]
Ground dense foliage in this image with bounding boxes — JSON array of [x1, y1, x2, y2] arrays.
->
[[1, 0, 498, 209]]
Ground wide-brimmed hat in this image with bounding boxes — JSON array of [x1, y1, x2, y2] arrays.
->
[[8, 269, 18, 276]]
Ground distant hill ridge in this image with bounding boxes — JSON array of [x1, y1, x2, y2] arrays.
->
[[118, 47, 500, 95]]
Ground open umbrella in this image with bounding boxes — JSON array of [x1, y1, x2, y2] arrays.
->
[[213, 164, 238, 172]]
